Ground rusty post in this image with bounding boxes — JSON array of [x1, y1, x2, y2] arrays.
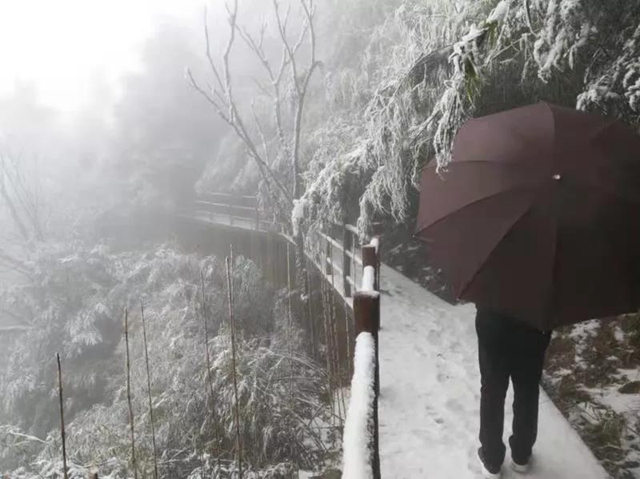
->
[[353, 291, 381, 479]]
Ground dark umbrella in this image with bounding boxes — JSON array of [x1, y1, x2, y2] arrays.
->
[[416, 101, 640, 330]]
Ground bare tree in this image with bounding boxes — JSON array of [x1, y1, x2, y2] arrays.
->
[[188, 0, 319, 216], [56, 353, 69, 479], [0, 151, 43, 282], [0, 152, 44, 244], [189, 0, 319, 303]]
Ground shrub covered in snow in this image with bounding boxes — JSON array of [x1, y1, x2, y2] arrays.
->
[[0, 245, 334, 478]]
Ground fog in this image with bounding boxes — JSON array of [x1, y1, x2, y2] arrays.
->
[[0, 0, 366, 475], [0, 0, 262, 259], [3, 0, 639, 476]]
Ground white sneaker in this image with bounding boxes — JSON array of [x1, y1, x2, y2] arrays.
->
[[477, 448, 502, 478], [511, 458, 530, 474], [480, 467, 502, 478], [479, 463, 502, 478]]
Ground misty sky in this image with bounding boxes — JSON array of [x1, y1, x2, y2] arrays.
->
[[0, 0, 207, 114]]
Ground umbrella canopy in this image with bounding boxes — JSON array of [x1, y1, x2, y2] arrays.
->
[[416, 102, 640, 330]]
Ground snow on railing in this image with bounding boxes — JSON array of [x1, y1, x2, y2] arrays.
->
[[361, 265, 375, 293], [343, 238, 381, 479], [193, 193, 367, 298], [343, 332, 376, 478]]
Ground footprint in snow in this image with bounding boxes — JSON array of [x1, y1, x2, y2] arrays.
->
[[445, 397, 465, 415], [424, 404, 446, 427]]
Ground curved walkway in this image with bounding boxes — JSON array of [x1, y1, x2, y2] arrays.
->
[[378, 264, 609, 479]]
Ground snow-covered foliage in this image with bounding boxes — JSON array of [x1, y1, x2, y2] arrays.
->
[[342, 332, 376, 479], [199, 0, 640, 237], [0, 245, 334, 477]]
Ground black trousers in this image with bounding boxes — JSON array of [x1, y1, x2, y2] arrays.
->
[[476, 310, 551, 468]]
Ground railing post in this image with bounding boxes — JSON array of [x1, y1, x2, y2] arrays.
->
[[342, 225, 352, 297], [361, 242, 381, 394], [255, 205, 260, 231], [353, 291, 381, 479], [374, 239, 381, 293], [353, 293, 380, 335], [325, 236, 332, 276], [362, 244, 379, 292]]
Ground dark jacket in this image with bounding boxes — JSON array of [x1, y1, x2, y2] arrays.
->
[[476, 308, 552, 356]]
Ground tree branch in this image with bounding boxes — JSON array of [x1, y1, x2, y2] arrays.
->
[[524, 0, 535, 35], [236, 26, 290, 157], [0, 307, 31, 327], [291, 0, 318, 198], [0, 246, 30, 276], [186, 68, 232, 125], [203, 6, 225, 92], [0, 164, 31, 242], [251, 101, 271, 162], [208, 0, 293, 205]]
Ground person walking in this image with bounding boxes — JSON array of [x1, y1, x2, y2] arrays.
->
[[475, 308, 552, 478], [416, 103, 640, 476]]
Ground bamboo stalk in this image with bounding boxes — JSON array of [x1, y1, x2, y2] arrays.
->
[[344, 300, 353, 379], [124, 308, 138, 479], [200, 270, 222, 475], [320, 270, 335, 424], [140, 304, 158, 479], [226, 250, 243, 478], [286, 242, 294, 405], [305, 256, 316, 359], [56, 353, 68, 479], [329, 242, 346, 421]]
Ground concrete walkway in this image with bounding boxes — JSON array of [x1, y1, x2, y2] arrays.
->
[[377, 264, 609, 479]]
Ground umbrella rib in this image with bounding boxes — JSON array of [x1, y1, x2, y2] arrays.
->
[[425, 159, 543, 169], [457, 201, 535, 300], [416, 186, 537, 233]]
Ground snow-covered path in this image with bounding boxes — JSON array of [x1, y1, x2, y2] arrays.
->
[[377, 264, 609, 479]]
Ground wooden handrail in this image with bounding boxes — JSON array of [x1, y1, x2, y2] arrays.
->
[[200, 192, 257, 201], [195, 201, 258, 213], [194, 193, 367, 300], [344, 238, 381, 479], [344, 223, 359, 235]]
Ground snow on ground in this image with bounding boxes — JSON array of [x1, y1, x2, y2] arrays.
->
[[377, 264, 609, 479]]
